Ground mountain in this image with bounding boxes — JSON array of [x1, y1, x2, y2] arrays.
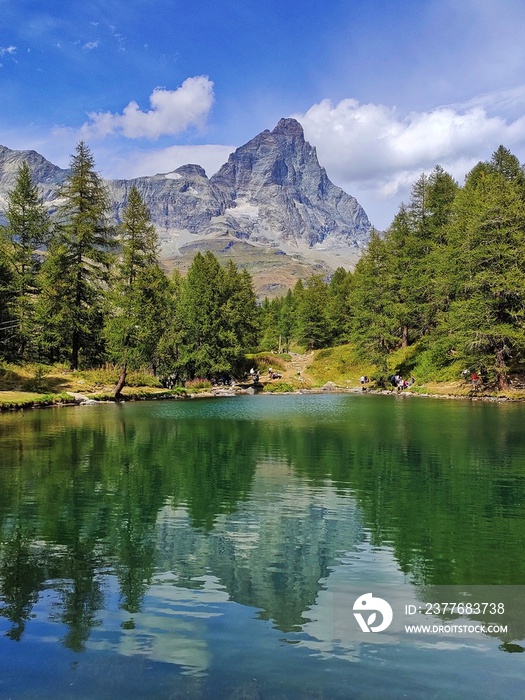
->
[[0, 119, 371, 296], [0, 144, 65, 205]]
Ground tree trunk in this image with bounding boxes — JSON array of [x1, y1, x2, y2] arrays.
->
[[115, 363, 127, 399], [401, 325, 408, 349], [497, 372, 509, 391], [71, 329, 79, 370], [495, 349, 509, 391]]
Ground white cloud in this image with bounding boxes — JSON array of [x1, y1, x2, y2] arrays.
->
[[293, 90, 525, 227], [81, 77, 215, 140], [83, 41, 99, 50], [101, 144, 235, 179], [0, 45, 16, 57]]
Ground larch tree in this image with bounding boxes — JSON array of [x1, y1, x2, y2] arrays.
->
[[325, 267, 353, 346], [350, 229, 398, 374], [296, 275, 330, 349], [36, 142, 115, 368], [104, 186, 169, 398], [0, 231, 16, 359], [440, 154, 525, 389], [172, 251, 259, 380], [3, 161, 50, 359]]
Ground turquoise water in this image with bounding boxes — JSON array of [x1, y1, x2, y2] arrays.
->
[[0, 393, 524, 698]]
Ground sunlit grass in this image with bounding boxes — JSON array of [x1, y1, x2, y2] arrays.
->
[[308, 344, 376, 387]]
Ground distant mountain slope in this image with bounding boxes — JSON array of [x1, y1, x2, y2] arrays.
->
[[0, 119, 371, 296]]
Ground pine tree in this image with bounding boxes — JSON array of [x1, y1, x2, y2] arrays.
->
[[222, 262, 259, 355], [3, 161, 50, 359], [0, 230, 16, 359], [426, 165, 459, 240], [325, 267, 353, 345], [104, 187, 169, 397], [440, 155, 525, 388], [36, 142, 115, 368], [156, 269, 185, 381], [171, 252, 259, 380], [350, 229, 398, 373], [260, 297, 281, 351], [176, 251, 227, 379], [278, 289, 296, 352], [385, 167, 459, 349], [490, 145, 525, 187], [296, 275, 330, 349]]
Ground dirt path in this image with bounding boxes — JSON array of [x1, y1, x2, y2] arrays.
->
[[281, 351, 314, 383]]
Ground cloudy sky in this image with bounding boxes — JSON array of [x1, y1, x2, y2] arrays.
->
[[2, 0, 525, 228]]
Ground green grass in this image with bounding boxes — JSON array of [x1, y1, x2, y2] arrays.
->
[[90, 388, 187, 401], [72, 367, 163, 389], [0, 362, 164, 395], [262, 381, 297, 393], [385, 342, 464, 384], [308, 344, 376, 387], [245, 352, 289, 371], [0, 391, 76, 410], [184, 378, 212, 391]]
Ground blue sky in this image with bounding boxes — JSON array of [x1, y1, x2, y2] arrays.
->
[[2, 0, 525, 228]]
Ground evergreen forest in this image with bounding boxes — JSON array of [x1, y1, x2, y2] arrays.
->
[[1, 142, 525, 393]]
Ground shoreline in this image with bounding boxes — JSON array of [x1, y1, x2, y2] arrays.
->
[[1, 383, 523, 412]]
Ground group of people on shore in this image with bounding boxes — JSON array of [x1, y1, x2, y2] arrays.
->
[[389, 374, 416, 391]]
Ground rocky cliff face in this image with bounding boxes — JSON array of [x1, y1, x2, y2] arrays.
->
[[0, 119, 371, 295], [0, 145, 67, 210], [210, 118, 370, 249]]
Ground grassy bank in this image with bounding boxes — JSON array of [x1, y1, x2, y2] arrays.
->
[[2, 345, 525, 410], [0, 391, 77, 410]]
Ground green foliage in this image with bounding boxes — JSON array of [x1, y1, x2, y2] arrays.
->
[[437, 161, 525, 388], [1, 162, 51, 360], [245, 353, 287, 371], [262, 381, 297, 393], [308, 343, 375, 386], [164, 251, 259, 381], [296, 275, 330, 349], [104, 187, 169, 395], [184, 378, 212, 390], [343, 148, 525, 388], [26, 364, 50, 392], [349, 230, 398, 369], [35, 142, 115, 369]]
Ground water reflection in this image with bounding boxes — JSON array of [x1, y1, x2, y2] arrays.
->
[[0, 395, 525, 670]]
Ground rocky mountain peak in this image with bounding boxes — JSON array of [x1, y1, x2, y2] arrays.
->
[[271, 117, 305, 142], [208, 119, 370, 250], [172, 163, 208, 179]]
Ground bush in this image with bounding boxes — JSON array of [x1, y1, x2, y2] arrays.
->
[[184, 378, 212, 391], [245, 353, 288, 371], [90, 388, 187, 401], [262, 381, 297, 393], [126, 371, 163, 388], [26, 365, 51, 392]]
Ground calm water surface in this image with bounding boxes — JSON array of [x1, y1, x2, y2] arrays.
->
[[0, 393, 524, 699]]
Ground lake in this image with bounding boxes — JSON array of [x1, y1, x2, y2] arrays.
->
[[0, 393, 524, 699]]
